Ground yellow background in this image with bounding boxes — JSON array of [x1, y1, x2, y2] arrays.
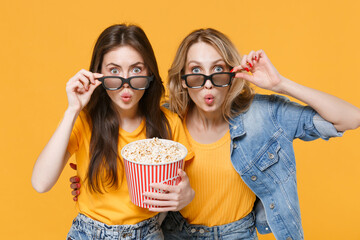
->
[[1, 0, 359, 239]]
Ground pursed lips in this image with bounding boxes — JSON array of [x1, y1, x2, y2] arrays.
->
[[120, 92, 132, 102], [204, 94, 214, 105]]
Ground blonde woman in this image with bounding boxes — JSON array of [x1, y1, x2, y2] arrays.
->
[[159, 28, 360, 240]]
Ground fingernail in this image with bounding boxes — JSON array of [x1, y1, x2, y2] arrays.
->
[[255, 56, 257, 61], [245, 68, 250, 72], [230, 68, 234, 73], [249, 63, 253, 68]]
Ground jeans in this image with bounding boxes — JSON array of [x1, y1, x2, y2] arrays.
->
[[162, 211, 258, 240], [67, 213, 163, 240]]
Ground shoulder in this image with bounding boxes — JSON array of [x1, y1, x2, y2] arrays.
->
[[231, 94, 291, 124], [252, 94, 290, 105], [249, 94, 295, 114], [240, 94, 288, 114]]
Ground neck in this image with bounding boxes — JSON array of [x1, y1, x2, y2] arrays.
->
[[186, 105, 229, 144], [115, 105, 143, 131], [188, 105, 227, 130]]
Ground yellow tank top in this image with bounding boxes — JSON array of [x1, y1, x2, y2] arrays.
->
[[179, 119, 256, 226]]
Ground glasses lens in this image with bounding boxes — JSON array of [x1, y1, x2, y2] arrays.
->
[[104, 77, 122, 90], [212, 73, 231, 86], [130, 77, 149, 89], [186, 75, 205, 88]]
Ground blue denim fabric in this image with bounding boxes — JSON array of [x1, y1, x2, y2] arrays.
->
[[67, 213, 163, 240], [162, 211, 258, 240], [229, 94, 343, 240]]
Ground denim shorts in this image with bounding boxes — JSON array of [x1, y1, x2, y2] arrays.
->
[[161, 211, 258, 240], [67, 213, 163, 240]]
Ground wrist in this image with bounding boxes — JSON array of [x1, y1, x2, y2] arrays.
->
[[65, 107, 81, 119], [271, 75, 291, 94]]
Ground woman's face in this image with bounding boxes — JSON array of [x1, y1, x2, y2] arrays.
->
[[101, 46, 148, 114], [183, 42, 230, 114]]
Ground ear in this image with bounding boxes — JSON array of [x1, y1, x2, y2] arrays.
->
[[181, 80, 187, 89]]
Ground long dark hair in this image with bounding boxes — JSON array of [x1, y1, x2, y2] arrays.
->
[[85, 24, 171, 193]]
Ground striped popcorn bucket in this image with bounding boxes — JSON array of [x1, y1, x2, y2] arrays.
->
[[121, 139, 187, 208]]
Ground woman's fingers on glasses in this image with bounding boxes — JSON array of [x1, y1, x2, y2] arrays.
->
[[79, 69, 95, 84], [77, 74, 91, 91], [247, 51, 256, 67], [89, 80, 102, 91], [230, 65, 245, 73], [240, 55, 250, 72], [70, 81, 86, 94], [256, 49, 265, 61], [234, 71, 253, 83], [254, 50, 261, 62], [93, 73, 104, 80]]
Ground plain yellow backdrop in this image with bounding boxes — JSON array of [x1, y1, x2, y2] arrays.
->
[[1, 0, 359, 239]]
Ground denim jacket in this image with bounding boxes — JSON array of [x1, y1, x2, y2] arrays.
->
[[229, 94, 342, 240]]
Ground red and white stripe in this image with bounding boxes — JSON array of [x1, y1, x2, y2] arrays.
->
[[124, 159, 184, 208]]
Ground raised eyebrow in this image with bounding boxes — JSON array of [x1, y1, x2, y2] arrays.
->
[[187, 60, 200, 65], [130, 62, 145, 68], [106, 63, 121, 68], [105, 62, 145, 68], [187, 59, 225, 66], [212, 59, 226, 65]]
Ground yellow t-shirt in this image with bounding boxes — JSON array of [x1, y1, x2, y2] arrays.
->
[[179, 119, 256, 227], [67, 107, 194, 225]]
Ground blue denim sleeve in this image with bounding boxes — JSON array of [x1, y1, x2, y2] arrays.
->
[[271, 95, 343, 141], [312, 113, 343, 139]]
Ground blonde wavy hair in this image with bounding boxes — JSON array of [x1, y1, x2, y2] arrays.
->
[[167, 28, 254, 120]]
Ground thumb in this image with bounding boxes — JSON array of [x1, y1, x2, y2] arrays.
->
[[234, 72, 253, 83], [88, 80, 102, 93], [93, 73, 104, 78], [178, 169, 188, 181]]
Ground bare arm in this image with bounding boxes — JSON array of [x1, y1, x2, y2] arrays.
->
[[232, 50, 360, 131], [273, 77, 360, 131], [31, 110, 78, 193], [31, 70, 102, 193]]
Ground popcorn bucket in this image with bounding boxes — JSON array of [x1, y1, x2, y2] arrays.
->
[[121, 139, 188, 208]]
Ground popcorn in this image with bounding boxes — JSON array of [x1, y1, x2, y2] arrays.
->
[[122, 138, 187, 164]]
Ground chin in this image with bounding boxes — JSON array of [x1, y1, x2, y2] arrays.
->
[[201, 104, 220, 113], [114, 102, 136, 110]]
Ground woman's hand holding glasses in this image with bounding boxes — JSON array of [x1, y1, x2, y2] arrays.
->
[[231, 50, 284, 93], [65, 70, 103, 113]]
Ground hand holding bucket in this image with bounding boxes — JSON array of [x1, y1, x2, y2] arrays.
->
[[121, 138, 188, 208]]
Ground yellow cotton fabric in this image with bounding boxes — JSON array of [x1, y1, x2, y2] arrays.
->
[[179, 120, 256, 227], [67, 107, 194, 225]]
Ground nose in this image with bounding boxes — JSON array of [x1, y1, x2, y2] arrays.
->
[[122, 82, 130, 88], [121, 73, 130, 88], [203, 79, 213, 89]]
